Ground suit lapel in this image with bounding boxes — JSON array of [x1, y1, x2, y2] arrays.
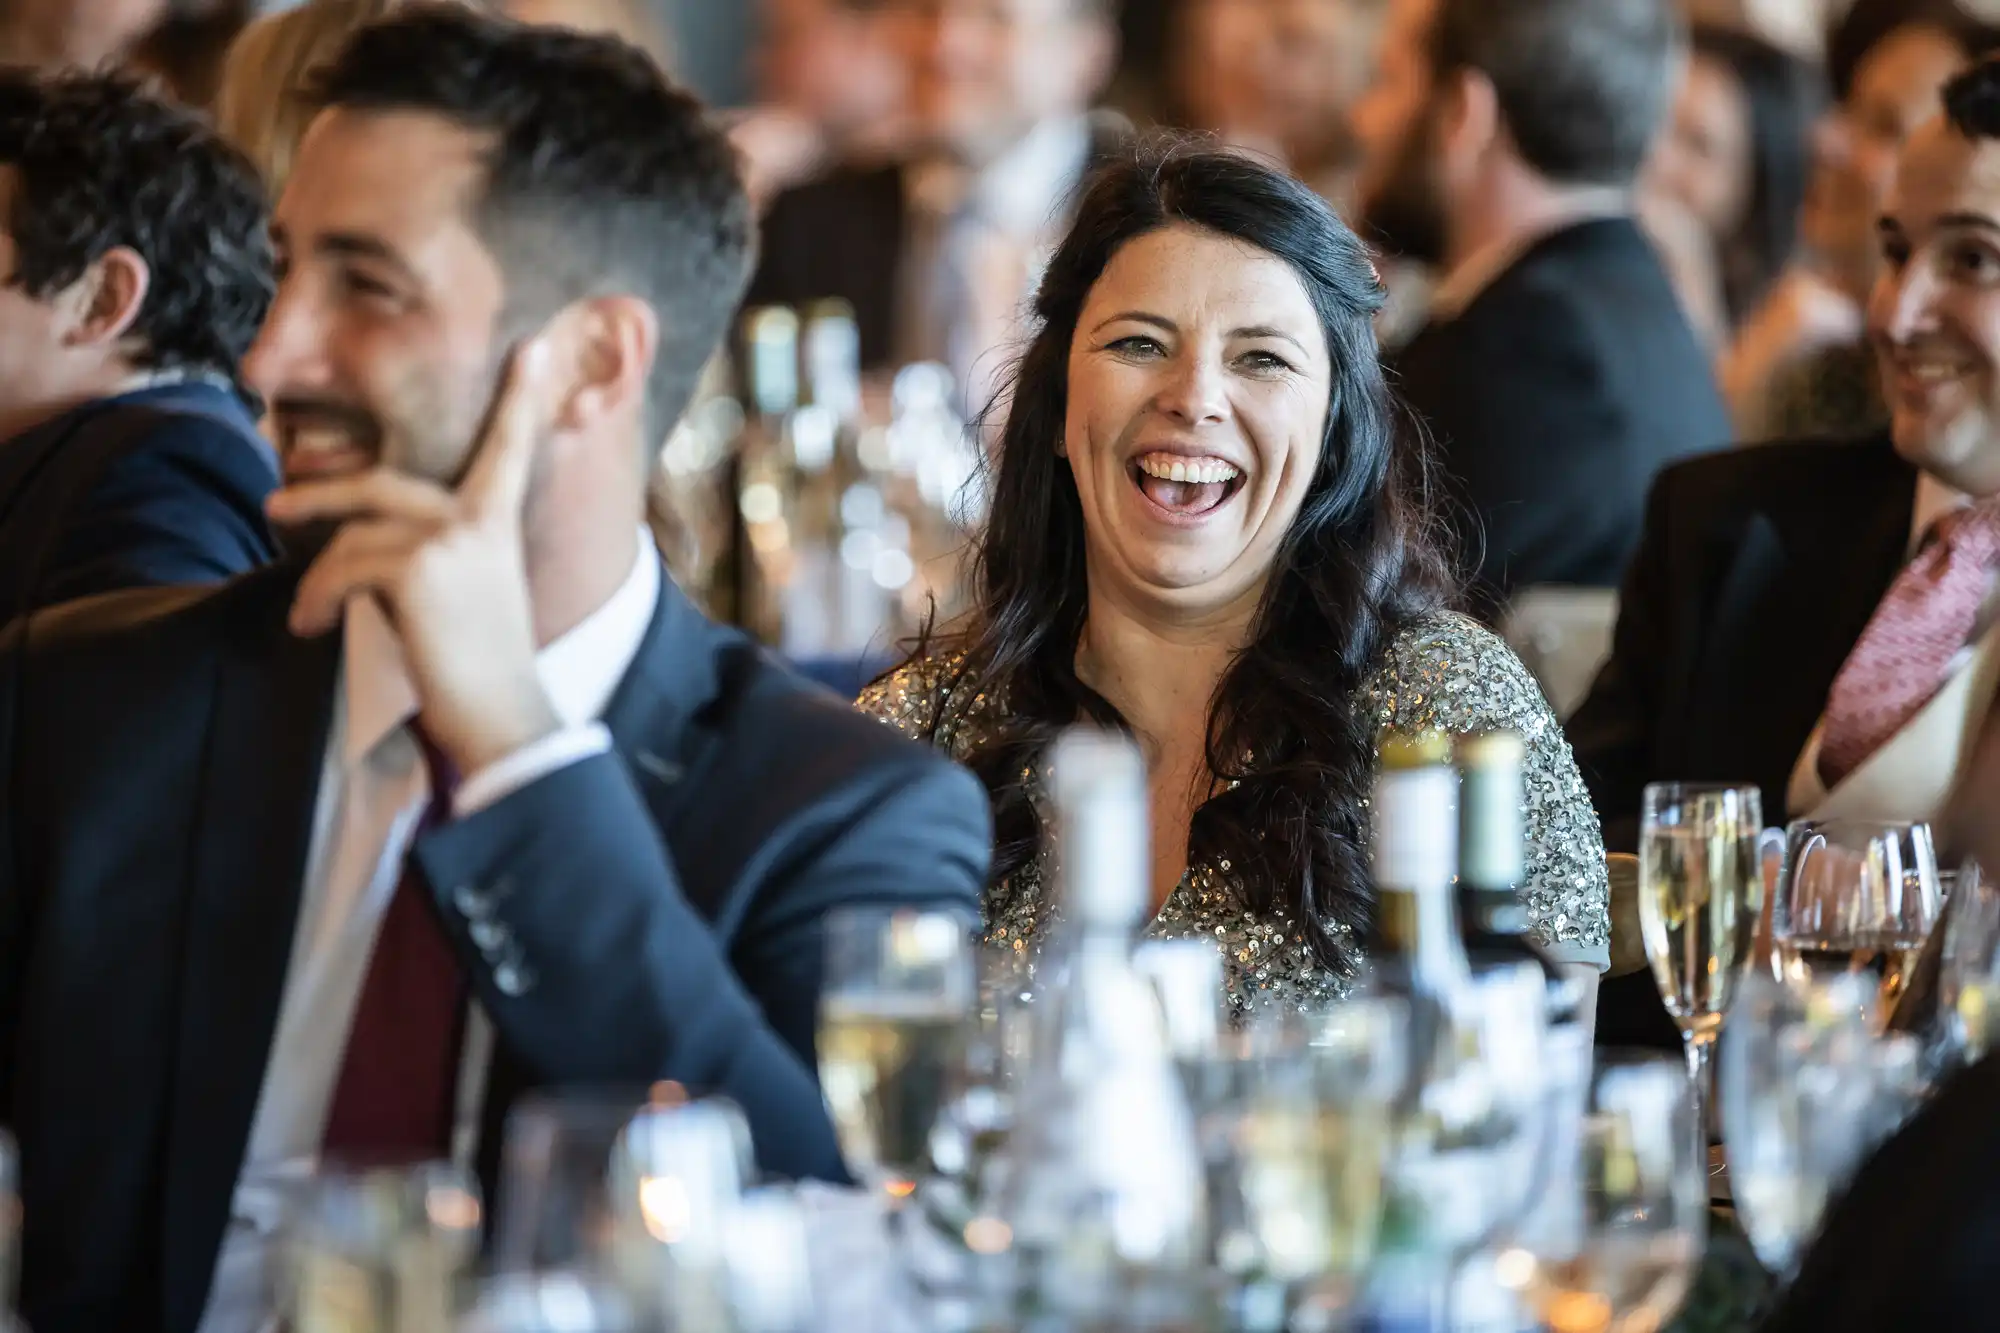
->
[[159, 573, 339, 1332], [1690, 454, 1914, 817]]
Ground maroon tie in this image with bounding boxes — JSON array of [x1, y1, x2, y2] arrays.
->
[[320, 726, 468, 1164]]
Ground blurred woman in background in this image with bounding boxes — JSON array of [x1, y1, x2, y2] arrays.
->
[[214, 0, 402, 190], [1646, 22, 1821, 339], [1722, 0, 2000, 439]]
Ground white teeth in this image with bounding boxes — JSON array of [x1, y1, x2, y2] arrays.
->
[[1908, 364, 1971, 383], [1136, 454, 1242, 486], [289, 427, 349, 454]]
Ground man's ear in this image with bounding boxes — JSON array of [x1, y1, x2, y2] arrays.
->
[[1434, 65, 1501, 174], [58, 246, 149, 350], [542, 294, 659, 439]]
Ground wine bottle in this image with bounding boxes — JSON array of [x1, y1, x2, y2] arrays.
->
[[1369, 730, 1472, 1057], [1456, 731, 1586, 1021], [995, 727, 1210, 1332]]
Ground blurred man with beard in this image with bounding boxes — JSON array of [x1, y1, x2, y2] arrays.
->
[[0, 10, 989, 1331], [1353, 0, 1730, 618]]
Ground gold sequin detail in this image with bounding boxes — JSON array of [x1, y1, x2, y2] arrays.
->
[[855, 613, 1610, 1017]]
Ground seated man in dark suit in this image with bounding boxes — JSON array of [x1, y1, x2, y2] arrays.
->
[[1570, 58, 2000, 1046], [745, 0, 1120, 408], [1353, 0, 1732, 618], [0, 11, 991, 1333], [0, 68, 278, 617]]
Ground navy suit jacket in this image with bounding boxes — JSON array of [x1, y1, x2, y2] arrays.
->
[[0, 381, 278, 617], [0, 560, 991, 1333], [1391, 217, 1732, 617]]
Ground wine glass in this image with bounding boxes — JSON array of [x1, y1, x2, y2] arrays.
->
[[1721, 965, 1927, 1278], [1502, 1051, 1707, 1333], [489, 1087, 753, 1326], [1937, 859, 2000, 1064], [1637, 783, 1769, 1119], [816, 906, 977, 1203], [1769, 819, 1942, 1021]]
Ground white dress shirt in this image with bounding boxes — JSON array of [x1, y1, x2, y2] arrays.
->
[[198, 534, 661, 1333]]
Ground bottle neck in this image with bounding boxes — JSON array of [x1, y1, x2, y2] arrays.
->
[[1460, 882, 1531, 937], [1374, 881, 1470, 987]]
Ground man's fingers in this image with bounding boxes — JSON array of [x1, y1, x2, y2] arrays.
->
[[461, 336, 555, 519], [288, 519, 429, 637], [268, 466, 457, 527]]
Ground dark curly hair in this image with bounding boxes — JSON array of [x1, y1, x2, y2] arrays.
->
[[908, 140, 1458, 971], [1945, 53, 2000, 139], [0, 67, 272, 398], [311, 3, 755, 447]]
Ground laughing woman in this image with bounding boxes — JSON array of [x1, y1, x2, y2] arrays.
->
[[859, 142, 1610, 1015]]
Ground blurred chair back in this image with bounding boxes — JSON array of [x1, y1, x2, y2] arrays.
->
[[1500, 585, 1619, 720]]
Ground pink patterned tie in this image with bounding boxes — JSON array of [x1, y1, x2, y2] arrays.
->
[[1819, 501, 2000, 788]]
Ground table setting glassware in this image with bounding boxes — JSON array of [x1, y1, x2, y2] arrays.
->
[[1768, 819, 1943, 1023], [1501, 1050, 1707, 1333], [1637, 783, 1773, 1125], [1720, 964, 1927, 1281]]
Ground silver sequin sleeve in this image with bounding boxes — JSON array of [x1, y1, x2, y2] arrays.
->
[[1359, 613, 1612, 970]]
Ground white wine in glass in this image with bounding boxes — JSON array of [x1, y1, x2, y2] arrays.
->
[[1770, 820, 1942, 1021], [1637, 784, 1764, 1101], [818, 991, 966, 1196], [1771, 933, 1928, 1007], [816, 907, 975, 1200]]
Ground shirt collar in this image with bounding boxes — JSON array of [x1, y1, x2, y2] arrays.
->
[[341, 527, 661, 768], [1428, 192, 1630, 322], [905, 114, 1094, 238], [1912, 470, 1974, 559]]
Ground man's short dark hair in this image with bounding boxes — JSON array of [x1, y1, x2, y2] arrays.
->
[[1829, 0, 2000, 107], [1427, 0, 1679, 188], [1945, 56, 2000, 140], [0, 69, 273, 391], [314, 4, 756, 447]]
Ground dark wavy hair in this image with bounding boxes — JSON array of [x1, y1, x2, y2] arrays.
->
[[909, 140, 1458, 970], [1688, 23, 1821, 326], [0, 67, 272, 399]]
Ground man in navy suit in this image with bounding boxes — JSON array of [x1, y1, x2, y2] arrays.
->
[[0, 68, 277, 617], [0, 11, 991, 1333]]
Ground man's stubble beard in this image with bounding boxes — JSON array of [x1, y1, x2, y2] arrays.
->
[[1358, 107, 1450, 267]]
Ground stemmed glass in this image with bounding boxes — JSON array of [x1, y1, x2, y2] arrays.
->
[[1637, 783, 1770, 1120], [815, 906, 978, 1203], [1768, 819, 1942, 1022], [484, 1088, 756, 1328], [1503, 1051, 1707, 1333], [1720, 965, 1927, 1279]]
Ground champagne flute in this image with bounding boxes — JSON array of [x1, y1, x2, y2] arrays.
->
[[1769, 819, 1942, 1021], [1637, 783, 1768, 1119], [1503, 1051, 1707, 1333], [816, 906, 977, 1202]]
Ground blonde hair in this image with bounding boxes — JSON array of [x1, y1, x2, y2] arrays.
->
[[214, 0, 406, 192], [502, 0, 674, 71]]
